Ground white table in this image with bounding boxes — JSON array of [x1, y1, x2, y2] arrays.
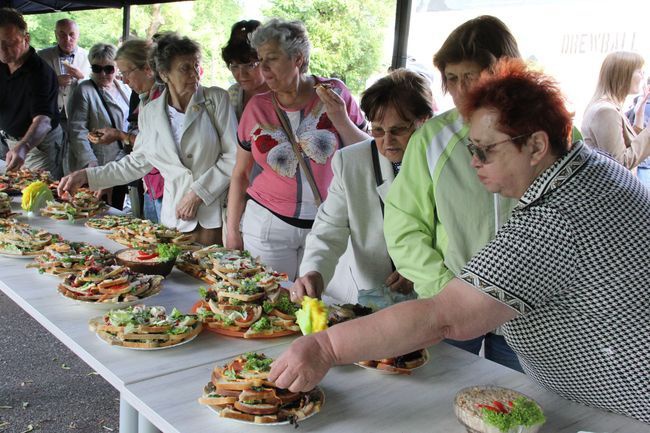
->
[[123, 344, 644, 433], [1, 206, 647, 433], [0, 208, 294, 431]]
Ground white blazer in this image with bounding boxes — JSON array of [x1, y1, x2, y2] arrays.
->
[[300, 138, 395, 295], [86, 85, 238, 232]]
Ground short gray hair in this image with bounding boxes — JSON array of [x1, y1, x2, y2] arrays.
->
[[149, 32, 201, 82], [89, 43, 117, 63], [251, 18, 311, 74]]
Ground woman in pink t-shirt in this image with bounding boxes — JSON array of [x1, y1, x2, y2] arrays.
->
[[226, 18, 368, 279]]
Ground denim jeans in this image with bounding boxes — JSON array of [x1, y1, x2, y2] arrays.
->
[[143, 194, 162, 223], [445, 333, 523, 372]]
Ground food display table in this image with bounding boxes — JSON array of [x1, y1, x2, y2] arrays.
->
[[1, 205, 646, 433]]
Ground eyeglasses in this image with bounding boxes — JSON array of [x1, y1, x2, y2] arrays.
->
[[228, 61, 260, 73], [466, 133, 531, 164], [118, 67, 139, 80], [370, 122, 414, 138], [91, 64, 116, 75]]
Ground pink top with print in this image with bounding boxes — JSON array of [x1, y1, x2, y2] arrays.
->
[[238, 77, 366, 219]]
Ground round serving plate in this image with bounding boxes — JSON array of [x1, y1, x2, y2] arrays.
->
[[94, 330, 199, 350], [57, 285, 161, 309], [354, 348, 430, 375], [0, 251, 39, 259], [205, 386, 324, 426], [191, 301, 300, 339]]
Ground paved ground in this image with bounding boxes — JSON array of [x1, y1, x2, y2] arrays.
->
[[0, 292, 119, 433]]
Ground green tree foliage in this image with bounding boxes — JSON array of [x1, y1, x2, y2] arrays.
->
[[23, 0, 394, 92], [265, 0, 394, 93]]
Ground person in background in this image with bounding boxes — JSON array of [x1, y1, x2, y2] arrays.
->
[[66, 43, 132, 209], [581, 51, 650, 170], [383, 16, 523, 371], [269, 59, 650, 425], [87, 38, 165, 221], [291, 69, 434, 307], [37, 19, 90, 139], [0, 8, 63, 178], [626, 79, 650, 186], [221, 19, 269, 120], [58, 33, 237, 246], [226, 18, 368, 279]]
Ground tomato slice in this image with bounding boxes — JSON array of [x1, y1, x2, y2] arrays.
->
[[137, 251, 159, 260], [103, 283, 130, 292]]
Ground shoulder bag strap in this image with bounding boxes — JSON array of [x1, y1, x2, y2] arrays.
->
[[90, 79, 124, 149], [370, 140, 395, 272], [271, 93, 323, 206]]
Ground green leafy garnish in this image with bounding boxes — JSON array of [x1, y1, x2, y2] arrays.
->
[[157, 244, 181, 261], [250, 317, 271, 332], [198, 286, 208, 299], [243, 353, 273, 372], [223, 368, 237, 380], [482, 397, 545, 432]]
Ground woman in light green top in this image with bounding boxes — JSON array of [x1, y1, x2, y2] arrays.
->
[[383, 15, 522, 371]]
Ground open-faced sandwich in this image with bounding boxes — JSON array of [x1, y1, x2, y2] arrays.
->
[[0, 169, 52, 195], [58, 264, 163, 304], [0, 192, 13, 217], [454, 386, 545, 433], [27, 241, 115, 276], [106, 218, 196, 250], [0, 223, 61, 256], [194, 283, 299, 339], [199, 352, 323, 425], [89, 305, 202, 349], [175, 244, 226, 284], [41, 191, 107, 221], [85, 214, 136, 231], [357, 349, 429, 375]]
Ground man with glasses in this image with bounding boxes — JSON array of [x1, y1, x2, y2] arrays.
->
[[0, 8, 63, 178]]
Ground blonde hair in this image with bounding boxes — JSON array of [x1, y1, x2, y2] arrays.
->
[[590, 51, 644, 106]]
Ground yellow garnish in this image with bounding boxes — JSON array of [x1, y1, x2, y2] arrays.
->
[[21, 181, 53, 212], [295, 296, 329, 335]]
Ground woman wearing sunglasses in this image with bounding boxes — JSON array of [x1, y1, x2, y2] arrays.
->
[[85, 38, 166, 222], [66, 42, 131, 209], [221, 19, 269, 120], [291, 69, 433, 306], [270, 60, 650, 425]]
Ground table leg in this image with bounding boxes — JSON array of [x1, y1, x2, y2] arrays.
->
[[138, 413, 163, 433], [119, 395, 138, 433]]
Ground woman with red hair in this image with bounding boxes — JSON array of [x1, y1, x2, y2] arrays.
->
[[268, 59, 650, 424]]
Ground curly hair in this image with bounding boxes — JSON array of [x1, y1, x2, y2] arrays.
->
[[459, 58, 573, 157], [149, 32, 201, 82], [250, 18, 311, 74]]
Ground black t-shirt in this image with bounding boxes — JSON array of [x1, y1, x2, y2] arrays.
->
[[0, 46, 59, 138]]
